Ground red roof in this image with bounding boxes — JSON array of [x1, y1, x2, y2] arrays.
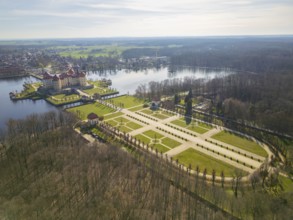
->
[[68, 68, 74, 75], [87, 113, 98, 120], [52, 75, 59, 81]]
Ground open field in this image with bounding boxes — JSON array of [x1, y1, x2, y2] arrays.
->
[[173, 148, 245, 176], [53, 45, 161, 58], [170, 118, 212, 134], [211, 131, 268, 157], [108, 95, 145, 108], [67, 102, 114, 120]]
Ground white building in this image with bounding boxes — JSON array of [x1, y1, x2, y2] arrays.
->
[[42, 68, 86, 91]]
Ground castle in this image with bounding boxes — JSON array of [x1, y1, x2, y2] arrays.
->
[[42, 68, 86, 91]]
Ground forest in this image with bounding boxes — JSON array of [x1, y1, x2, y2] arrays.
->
[[0, 112, 292, 219]]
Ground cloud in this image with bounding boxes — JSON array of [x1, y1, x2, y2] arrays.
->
[[0, 0, 292, 39]]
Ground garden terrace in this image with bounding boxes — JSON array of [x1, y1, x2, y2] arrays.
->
[[107, 95, 145, 109], [46, 93, 81, 105], [211, 131, 268, 157], [106, 116, 143, 133], [134, 129, 182, 153], [170, 118, 212, 134], [67, 102, 115, 120], [140, 109, 174, 120], [173, 148, 246, 177]]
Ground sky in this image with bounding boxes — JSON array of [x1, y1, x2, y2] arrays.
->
[[0, 0, 293, 39]]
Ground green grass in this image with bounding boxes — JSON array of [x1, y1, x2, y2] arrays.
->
[[143, 130, 164, 139], [107, 120, 118, 127], [109, 95, 145, 108], [127, 122, 142, 130], [134, 134, 151, 144], [82, 87, 116, 96], [170, 119, 210, 134], [14, 83, 39, 99], [211, 131, 268, 157], [141, 109, 171, 120], [115, 117, 130, 123], [279, 176, 293, 192], [152, 113, 169, 120], [152, 144, 170, 153], [67, 102, 114, 120], [117, 126, 132, 133], [47, 94, 80, 105], [173, 148, 245, 176], [128, 105, 144, 112], [187, 126, 208, 134], [161, 137, 182, 148], [141, 109, 153, 115], [104, 112, 124, 120]]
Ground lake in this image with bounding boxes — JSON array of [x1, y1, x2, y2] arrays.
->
[[88, 67, 234, 94], [0, 67, 234, 129]]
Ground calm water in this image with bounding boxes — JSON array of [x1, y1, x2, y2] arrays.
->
[[0, 76, 57, 130], [88, 67, 234, 94], [0, 67, 234, 129]]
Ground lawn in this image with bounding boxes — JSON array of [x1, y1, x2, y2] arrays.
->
[[152, 143, 169, 153], [47, 94, 80, 105], [104, 112, 124, 120], [109, 95, 145, 108], [161, 137, 182, 149], [82, 87, 116, 96], [105, 116, 142, 133], [279, 176, 293, 192], [128, 105, 145, 112], [173, 148, 245, 176], [143, 130, 164, 139], [134, 134, 151, 144], [117, 126, 132, 133], [14, 83, 39, 99], [127, 122, 142, 130], [170, 119, 211, 134], [67, 103, 114, 120], [141, 109, 171, 120], [211, 131, 268, 157]]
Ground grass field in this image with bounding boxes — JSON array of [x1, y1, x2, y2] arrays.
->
[[170, 118, 211, 134], [173, 148, 244, 176], [161, 137, 181, 148], [47, 94, 80, 105], [135, 134, 151, 144], [104, 112, 124, 120], [134, 130, 181, 153], [141, 109, 172, 120], [143, 130, 164, 139], [128, 105, 145, 112], [108, 95, 145, 108], [211, 131, 268, 157], [106, 116, 142, 133], [67, 102, 114, 120]]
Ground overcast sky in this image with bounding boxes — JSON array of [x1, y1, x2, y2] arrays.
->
[[0, 0, 292, 39]]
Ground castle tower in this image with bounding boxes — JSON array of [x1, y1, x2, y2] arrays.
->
[[52, 75, 61, 91]]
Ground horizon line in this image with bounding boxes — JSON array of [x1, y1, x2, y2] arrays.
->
[[1, 34, 293, 42]]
